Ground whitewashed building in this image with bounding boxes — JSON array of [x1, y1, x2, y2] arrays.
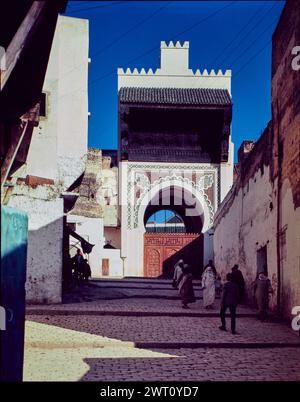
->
[[7, 16, 91, 303], [117, 41, 234, 278]]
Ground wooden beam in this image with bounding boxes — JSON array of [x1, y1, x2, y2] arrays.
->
[[0, 1, 48, 91], [0, 120, 31, 187]]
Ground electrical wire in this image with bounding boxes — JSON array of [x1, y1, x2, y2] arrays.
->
[[90, 1, 235, 85], [210, 1, 268, 66], [234, 38, 272, 77], [217, 2, 276, 67], [229, 18, 277, 68], [92, 2, 171, 58], [67, 1, 129, 14]]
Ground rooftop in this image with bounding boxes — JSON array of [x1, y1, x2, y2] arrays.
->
[[119, 87, 232, 106]]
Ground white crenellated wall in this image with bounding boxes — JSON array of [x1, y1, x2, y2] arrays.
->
[[118, 41, 231, 94]]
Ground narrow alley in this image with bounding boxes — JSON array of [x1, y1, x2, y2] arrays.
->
[[24, 278, 300, 381]]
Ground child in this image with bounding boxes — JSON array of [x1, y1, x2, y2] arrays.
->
[[215, 275, 222, 296]]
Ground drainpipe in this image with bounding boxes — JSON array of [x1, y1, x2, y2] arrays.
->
[[276, 99, 282, 317]]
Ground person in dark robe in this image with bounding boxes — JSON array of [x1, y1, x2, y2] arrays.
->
[[253, 272, 273, 321], [219, 273, 240, 334], [82, 259, 91, 282], [72, 249, 84, 284], [178, 264, 196, 309], [231, 264, 245, 303]]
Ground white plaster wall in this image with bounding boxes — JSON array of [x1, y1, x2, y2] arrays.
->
[[118, 42, 231, 93], [220, 139, 234, 202], [24, 16, 89, 188], [8, 185, 64, 304], [214, 165, 278, 308], [101, 249, 123, 277], [67, 215, 104, 278]]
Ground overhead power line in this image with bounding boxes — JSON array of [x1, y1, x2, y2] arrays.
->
[[54, 2, 171, 84], [210, 1, 268, 66], [229, 18, 277, 68], [92, 2, 171, 58], [217, 2, 277, 67], [90, 1, 235, 85], [67, 1, 129, 14], [234, 38, 272, 77]]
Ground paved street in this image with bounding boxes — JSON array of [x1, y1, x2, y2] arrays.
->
[[24, 278, 300, 381]]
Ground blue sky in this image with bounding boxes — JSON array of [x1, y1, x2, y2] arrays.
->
[[65, 1, 285, 161]]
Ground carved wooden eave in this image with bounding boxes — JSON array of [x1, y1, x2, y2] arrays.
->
[[119, 99, 233, 164]]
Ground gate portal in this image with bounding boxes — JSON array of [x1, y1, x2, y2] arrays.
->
[[118, 41, 233, 277], [144, 233, 203, 278]]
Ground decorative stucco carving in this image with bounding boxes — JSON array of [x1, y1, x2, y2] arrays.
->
[[125, 163, 218, 230]]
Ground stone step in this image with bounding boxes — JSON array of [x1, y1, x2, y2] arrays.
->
[[63, 294, 218, 302], [89, 283, 204, 290], [91, 278, 203, 286], [26, 309, 257, 318], [135, 342, 300, 349]]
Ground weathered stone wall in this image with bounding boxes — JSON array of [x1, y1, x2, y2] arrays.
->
[[70, 148, 103, 219], [67, 148, 105, 277], [8, 184, 63, 304], [271, 0, 300, 317], [104, 227, 121, 249], [214, 126, 278, 310], [101, 153, 119, 227], [214, 0, 300, 318]]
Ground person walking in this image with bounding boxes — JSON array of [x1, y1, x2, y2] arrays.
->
[[203, 259, 217, 277], [82, 259, 91, 282], [253, 272, 273, 321], [231, 264, 245, 303], [215, 274, 223, 297], [202, 264, 216, 309], [219, 273, 240, 334], [172, 259, 184, 289], [72, 249, 84, 284], [178, 264, 196, 309]]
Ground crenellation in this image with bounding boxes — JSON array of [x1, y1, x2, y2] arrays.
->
[[160, 40, 189, 48], [118, 65, 231, 78]]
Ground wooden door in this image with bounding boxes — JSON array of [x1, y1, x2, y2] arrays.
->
[[144, 233, 203, 278]]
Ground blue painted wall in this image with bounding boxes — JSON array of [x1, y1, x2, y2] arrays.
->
[[0, 206, 28, 381]]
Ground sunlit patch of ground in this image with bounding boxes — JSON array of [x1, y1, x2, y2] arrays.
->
[[24, 321, 178, 381]]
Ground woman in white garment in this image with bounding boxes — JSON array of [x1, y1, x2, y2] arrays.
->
[[202, 265, 216, 309]]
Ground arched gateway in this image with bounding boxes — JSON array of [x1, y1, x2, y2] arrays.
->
[[118, 41, 233, 278]]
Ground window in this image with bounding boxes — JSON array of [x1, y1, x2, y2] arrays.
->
[[39, 92, 47, 117], [257, 245, 268, 276]]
